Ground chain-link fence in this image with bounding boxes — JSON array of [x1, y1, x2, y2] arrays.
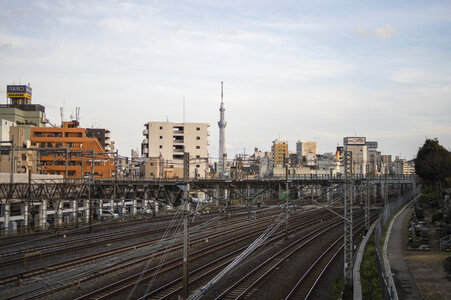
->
[[373, 186, 420, 299]]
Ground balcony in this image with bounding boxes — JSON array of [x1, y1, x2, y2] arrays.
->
[[143, 138, 149, 144], [173, 126, 184, 134], [143, 128, 148, 135]]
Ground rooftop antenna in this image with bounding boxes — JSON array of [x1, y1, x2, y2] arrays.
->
[[60, 107, 64, 126], [76, 107, 80, 123]]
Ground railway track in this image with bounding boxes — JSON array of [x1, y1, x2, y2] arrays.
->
[[0, 208, 285, 286], [75, 210, 335, 300], [0, 206, 276, 272], [8, 209, 331, 300], [284, 217, 374, 299], [213, 211, 375, 300]]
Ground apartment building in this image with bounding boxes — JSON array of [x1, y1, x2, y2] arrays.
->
[[141, 121, 210, 179], [30, 121, 114, 178], [394, 158, 415, 175], [271, 140, 288, 169]]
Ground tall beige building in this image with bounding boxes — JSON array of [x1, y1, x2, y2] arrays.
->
[[296, 140, 318, 157], [271, 140, 288, 168], [141, 121, 210, 179], [394, 158, 415, 175]]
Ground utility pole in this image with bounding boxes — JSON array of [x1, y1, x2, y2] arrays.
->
[[183, 152, 190, 299], [81, 152, 84, 178], [65, 147, 68, 179], [344, 151, 353, 284], [10, 137, 14, 186], [365, 181, 370, 231], [89, 149, 94, 233], [91, 149, 94, 176], [285, 162, 289, 240], [115, 150, 118, 180]]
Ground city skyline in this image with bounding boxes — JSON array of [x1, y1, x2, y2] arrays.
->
[[1, 1, 450, 159]]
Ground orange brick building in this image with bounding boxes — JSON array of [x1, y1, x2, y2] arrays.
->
[[30, 121, 114, 178]]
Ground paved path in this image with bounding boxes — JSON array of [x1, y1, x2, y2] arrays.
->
[[387, 205, 422, 299]]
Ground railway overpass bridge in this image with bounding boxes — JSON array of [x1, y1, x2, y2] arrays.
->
[[0, 175, 416, 231]]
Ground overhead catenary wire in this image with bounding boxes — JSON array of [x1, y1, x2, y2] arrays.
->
[[187, 208, 290, 300], [126, 204, 184, 299]]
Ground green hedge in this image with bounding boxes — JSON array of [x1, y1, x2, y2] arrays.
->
[[361, 239, 382, 300]]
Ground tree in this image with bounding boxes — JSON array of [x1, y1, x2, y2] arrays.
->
[[415, 139, 451, 187]]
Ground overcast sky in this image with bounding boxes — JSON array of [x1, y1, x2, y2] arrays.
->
[[1, 0, 450, 160]]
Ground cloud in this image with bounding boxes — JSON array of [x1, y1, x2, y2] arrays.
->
[[389, 69, 451, 85], [0, 43, 12, 50], [356, 26, 369, 37], [374, 24, 395, 39], [10, 7, 32, 16]]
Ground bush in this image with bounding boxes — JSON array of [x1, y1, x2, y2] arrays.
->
[[361, 241, 383, 299], [444, 257, 451, 276], [432, 211, 444, 223]]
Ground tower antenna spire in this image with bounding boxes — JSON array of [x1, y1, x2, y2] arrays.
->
[[218, 81, 227, 178]]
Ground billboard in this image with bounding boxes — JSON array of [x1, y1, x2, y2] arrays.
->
[[7, 85, 32, 100], [343, 137, 366, 145]]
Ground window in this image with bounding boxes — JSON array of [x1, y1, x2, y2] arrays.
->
[[159, 145, 162, 149], [150, 163, 154, 166], [160, 136, 163, 139], [196, 127, 200, 131], [196, 146, 200, 149], [196, 136, 200, 140], [196, 165, 200, 168], [196, 155, 200, 159], [159, 126, 163, 130]]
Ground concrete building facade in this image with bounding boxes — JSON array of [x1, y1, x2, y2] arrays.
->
[[0, 85, 47, 141], [141, 121, 210, 179], [30, 121, 114, 178], [0, 126, 38, 174], [271, 140, 288, 169], [394, 158, 415, 175], [343, 137, 368, 175], [0, 119, 16, 142], [296, 140, 318, 158]]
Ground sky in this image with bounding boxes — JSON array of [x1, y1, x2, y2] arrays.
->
[[0, 0, 450, 160]]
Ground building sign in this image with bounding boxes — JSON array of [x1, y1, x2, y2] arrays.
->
[[7, 85, 32, 100], [344, 137, 366, 145], [366, 141, 378, 149]]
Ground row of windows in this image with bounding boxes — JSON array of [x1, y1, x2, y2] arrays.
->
[[34, 132, 83, 138], [158, 126, 202, 131], [32, 142, 83, 148], [158, 145, 202, 149], [158, 136, 202, 140]]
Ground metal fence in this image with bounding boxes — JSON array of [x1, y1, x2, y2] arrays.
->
[[373, 186, 421, 299]]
